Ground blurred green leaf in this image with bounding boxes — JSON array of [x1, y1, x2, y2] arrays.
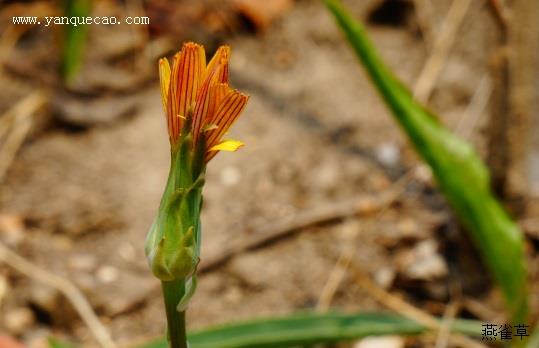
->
[[138, 312, 483, 348], [527, 323, 539, 348], [62, 0, 92, 81], [324, 0, 528, 323], [48, 337, 77, 348]]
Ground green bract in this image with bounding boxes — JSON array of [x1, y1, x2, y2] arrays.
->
[[145, 121, 204, 282]]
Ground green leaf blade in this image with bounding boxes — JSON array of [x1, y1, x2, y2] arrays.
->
[[139, 312, 483, 348]]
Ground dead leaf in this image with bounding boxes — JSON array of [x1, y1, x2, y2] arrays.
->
[[232, 0, 292, 31], [0, 335, 26, 348]]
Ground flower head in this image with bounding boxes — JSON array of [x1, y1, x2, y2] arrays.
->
[[158, 42, 249, 162], [146, 42, 248, 284]]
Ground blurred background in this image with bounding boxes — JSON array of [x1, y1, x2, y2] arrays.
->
[[1, 0, 539, 346]]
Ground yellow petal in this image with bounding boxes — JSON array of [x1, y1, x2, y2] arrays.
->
[[158, 58, 171, 113], [209, 139, 244, 152]]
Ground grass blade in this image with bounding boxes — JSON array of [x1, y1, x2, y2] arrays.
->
[[138, 312, 483, 348], [324, 0, 527, 322], [62, 0, 92, 81]]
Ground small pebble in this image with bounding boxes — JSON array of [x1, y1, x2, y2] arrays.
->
[[355, 336, 404, 348], [375, 142, 400, 167], [0, 214, 24, 246], [4, 307, 35, 334], [220, 166, 241, 187], [414, 164, 433, 184], [374, 267, 396, 289], [397, 240, 448, 280], [96, 265, 119, 283]]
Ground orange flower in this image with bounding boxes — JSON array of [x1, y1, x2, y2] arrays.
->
[[158, 42, 249, 162]]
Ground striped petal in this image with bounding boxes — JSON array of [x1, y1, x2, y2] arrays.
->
[[157, 42, 249, 162], [158, 58, 171, 114], [205, 90, 249, 151], [206, 83, 233, 125], [205, 45, 230, 84], [167, 42, 206, 142], [191, 50, 230, 144]]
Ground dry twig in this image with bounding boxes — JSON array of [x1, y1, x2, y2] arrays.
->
[[455, 75, 492, 140], [412, 0, 435, 47], [0, 242, 117, 348], [0, 91, 47, 183], [462, 297, 504, 323], [434, 301, 460, 348], [0, 25, 26, 72], [413, 0, 472, 103], [349, 265, 486, 348], [317, 243, 353, 311], [487, 0, 509, 28]]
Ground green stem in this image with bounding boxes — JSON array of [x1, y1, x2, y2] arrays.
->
[[162, 279, 188, 348]]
